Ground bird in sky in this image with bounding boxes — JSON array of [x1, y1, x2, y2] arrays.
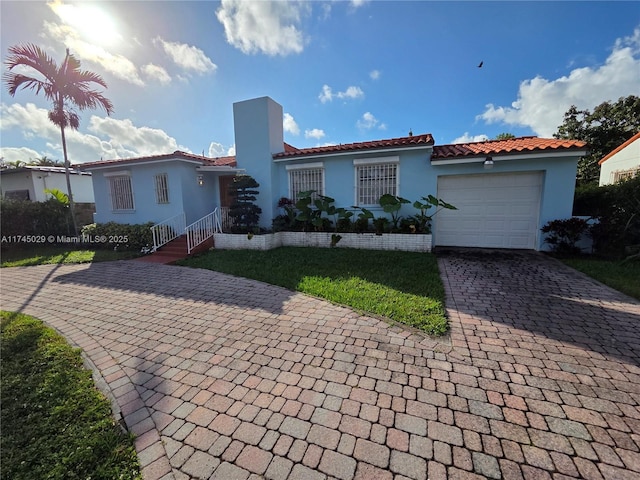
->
[[478, 61, 483, 68]]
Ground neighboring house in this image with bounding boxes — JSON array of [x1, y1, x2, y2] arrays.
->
[[598, 132, 640, 186], [81, 96, 587, 251], [0, 165, 94, 202]]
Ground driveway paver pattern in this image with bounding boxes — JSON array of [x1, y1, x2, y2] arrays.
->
[[1, 250, 639, 480]]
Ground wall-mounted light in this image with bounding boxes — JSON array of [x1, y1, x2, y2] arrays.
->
[[197, 174, 204, 186], [483, 156, 494, 169]]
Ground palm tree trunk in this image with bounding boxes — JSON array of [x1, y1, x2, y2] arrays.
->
[[59, 123, 78, 236]]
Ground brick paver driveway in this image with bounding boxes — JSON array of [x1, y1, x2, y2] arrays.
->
[[1, 250, 639, 480]]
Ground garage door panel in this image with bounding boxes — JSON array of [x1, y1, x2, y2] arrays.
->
[[436, 172, 543, 249]]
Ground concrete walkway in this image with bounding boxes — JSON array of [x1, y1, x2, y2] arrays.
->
[[1, 250, 639, 480]]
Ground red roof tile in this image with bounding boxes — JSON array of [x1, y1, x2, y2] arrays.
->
[[79, 150, 236, 169], [432, 136, 587, 159], [274, 133, 434, 159], [598, 132, 640, 165]]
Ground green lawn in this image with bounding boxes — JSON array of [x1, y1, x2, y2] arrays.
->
[[178, 247, 449, 336], [1, 246, 138, 267], [562, 257, 640, 301], [0, 311, 141, 480]]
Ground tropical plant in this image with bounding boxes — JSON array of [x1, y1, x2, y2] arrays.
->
[[411, 195, 457, 233], [494, 133, 516, 140], [4, 43, 114, 234], [30, 155, 63, 166], [352, 206, 374, 232], [379, 194, 410, 230], [228, 175, 262, 233], [44, 188, 69, 205], [1, 159, 26, 169]]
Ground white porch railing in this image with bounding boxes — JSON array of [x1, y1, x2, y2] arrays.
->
[[186, 209, 222, 254], [220, 206, 234, 232], [151, 212, 186, 252]]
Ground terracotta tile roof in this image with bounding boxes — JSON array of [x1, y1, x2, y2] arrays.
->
[[79, 150, 236, 169], [432, 136, 587, 160], [274, 133, 434, 159], [598, 132, 640, 165]]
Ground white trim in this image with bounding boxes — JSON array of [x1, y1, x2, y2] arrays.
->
[[353, 156, 400, 166], [84, 158, 205, 171], [273, 146, 432, 163], [196, 166, 241, 173], [103, 170, 131, 177], [285, 162, 324, 171], [431, 150, 588, 166]]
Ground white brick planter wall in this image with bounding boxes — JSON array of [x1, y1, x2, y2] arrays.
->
[[213, 232, 432, 252]]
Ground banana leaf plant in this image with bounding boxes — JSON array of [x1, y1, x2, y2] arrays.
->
[[379, 194, 410, 229], [412, 195, 457, 232]]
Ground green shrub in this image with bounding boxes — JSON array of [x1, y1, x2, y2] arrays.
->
[[81, 222, 153, 251], [228, 175, 262, 233], [541, 217, 589, 255], [0, 198, 73, 238], [574, 176, 640, 257]]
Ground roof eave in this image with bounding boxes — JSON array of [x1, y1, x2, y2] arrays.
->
[[273, 144, 434, 163], [196, 165, 242, 172], [431, 149, 588, 165], [80, 157, 206, 171]]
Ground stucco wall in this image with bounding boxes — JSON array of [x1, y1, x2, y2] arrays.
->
[[272, 153, 580, 251], [1, 170, 94, 202], [233, 97, 284, 228], [599, 137, 640, 186], [91, 161, 212, 225]]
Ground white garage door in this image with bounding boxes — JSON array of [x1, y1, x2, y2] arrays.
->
[[435, 172, 543, 249]]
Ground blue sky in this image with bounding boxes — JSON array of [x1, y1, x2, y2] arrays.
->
[[1, 1, 639, 164]]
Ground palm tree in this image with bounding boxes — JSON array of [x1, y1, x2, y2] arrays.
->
[[29, 155, 63, 166], [4, 43, 114, 234]]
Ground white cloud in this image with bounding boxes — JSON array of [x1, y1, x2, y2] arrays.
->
[[305, 128, 325, 139], [1, 102, 189, 163], [0, 147, 42, 163], [141, 63, 171, 85], [42, 20, 144, 86], [154, 37, 217, 74], [451, 133, 490, 144], [208, 142, 235, 157], [87, 116, 188, 158], [216, 0, 308, 56], [357, 112, 386, 130], [351, 0, 370, 8], [319, 85, 333, 103], [478, 27, 640, 137], [283, 113, 300, 135], [369, 69, 381, 80], [319, 84, 364, 103]]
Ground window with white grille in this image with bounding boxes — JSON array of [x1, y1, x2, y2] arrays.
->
[[108, 175, 134, 211], [612, 168, 639, 183], [355, 160, 398, 206], [154, 173, 169, 204], [288, 166, 324, 202]]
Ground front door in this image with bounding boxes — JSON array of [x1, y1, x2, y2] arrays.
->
[[219, 175, 235, 230]]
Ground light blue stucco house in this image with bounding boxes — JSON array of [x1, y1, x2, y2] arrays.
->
[[81, 96, 587, 251]]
